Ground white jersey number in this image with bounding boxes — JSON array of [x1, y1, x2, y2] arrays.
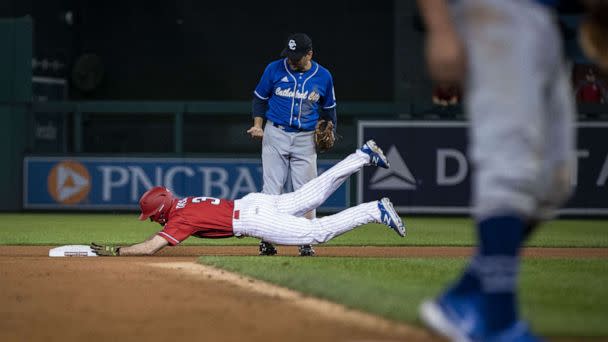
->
[[191, 197, 221, 205]]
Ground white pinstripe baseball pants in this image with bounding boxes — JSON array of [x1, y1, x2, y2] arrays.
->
[[232, 152, 381, 245]]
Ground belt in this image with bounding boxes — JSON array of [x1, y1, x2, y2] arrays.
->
[[271, 121, 310, 133]]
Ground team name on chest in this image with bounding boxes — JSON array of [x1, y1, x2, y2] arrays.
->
[[275, 87, 320, 102]]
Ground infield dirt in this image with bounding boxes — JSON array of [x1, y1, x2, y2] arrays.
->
[[1, 246, 606, 342]]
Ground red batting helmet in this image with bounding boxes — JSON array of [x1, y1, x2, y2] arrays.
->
[[138, 186, 176, 224]]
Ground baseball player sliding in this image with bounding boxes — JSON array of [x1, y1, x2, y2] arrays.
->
[[90, 140, 405, 256]]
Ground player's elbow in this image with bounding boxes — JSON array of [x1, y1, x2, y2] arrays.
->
[[142, 235, 169, 256]]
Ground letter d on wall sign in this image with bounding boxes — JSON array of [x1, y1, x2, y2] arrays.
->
[[437, 149, 468, 186]]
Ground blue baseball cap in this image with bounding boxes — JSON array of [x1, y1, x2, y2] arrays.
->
[[281, 33, 313, 60]]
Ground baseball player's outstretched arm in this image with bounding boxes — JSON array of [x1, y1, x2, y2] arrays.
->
[[119, 235, 168, 256], [91, 235, 168, 256]]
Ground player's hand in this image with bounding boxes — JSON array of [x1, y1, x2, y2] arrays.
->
[[425, 30, 466, 84], [90, 242, 120, 256], [247, 126, 264, 139], [579, 4, 608, 72]]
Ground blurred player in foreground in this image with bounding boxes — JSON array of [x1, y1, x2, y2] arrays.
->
[[416, 0, 585, 341], [91, 140, 404, 256]]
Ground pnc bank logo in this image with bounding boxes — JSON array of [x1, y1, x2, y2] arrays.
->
[[47, 161, 91, 204]]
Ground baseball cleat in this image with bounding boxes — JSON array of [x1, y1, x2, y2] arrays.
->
[[377, 197, 405, 237], [298, 244, 315, 256], [360, 139, 390, 169], [258, 240, 278, 256], [420, 297, 544, 342], [419, 298, 478, 342]]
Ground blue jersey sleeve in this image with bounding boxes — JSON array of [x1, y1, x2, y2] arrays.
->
[[251, 96, 268, 118], [254, 64, 274, 100], [321, 73, 337, 109]]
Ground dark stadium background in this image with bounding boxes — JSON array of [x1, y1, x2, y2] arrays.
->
[[1, 0, 606, 211]]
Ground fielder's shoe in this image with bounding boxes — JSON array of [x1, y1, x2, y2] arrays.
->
[[421, 294, 543, 342], [419, 295, 484, 342], [377, 197, 405, 237], [360, 139, 390, 169], [298, 244, 315, 256], [259, 240, 277, 256]]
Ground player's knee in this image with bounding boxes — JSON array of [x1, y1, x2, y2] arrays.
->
[[551, 164, 573, 202], [476, 163, 573, 220], [536, 164, 574, 217], [306, 221, 333, 244]]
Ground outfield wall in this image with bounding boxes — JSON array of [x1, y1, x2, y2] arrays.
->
[[0, 18, 32, 211], [21, 121, 608, 216], [358, 121, 608, 216]]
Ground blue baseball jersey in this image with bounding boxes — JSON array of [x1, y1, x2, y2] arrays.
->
[[254, 58, 336, 131]]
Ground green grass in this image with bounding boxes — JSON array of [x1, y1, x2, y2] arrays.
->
[[520, 259, 608, 336], [198, 256, 608, 337], [0, 213, 606, 247], [0, 213, 161, 245]]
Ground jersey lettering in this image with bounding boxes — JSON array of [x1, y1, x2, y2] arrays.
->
[[274, 87, 321, 102]]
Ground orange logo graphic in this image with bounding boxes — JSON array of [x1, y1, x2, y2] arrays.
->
[[47, 161, 91, 204]]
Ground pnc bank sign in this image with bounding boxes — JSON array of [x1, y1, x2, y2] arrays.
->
[[94, 164, 264, 202], [24, 157, 349, 211]]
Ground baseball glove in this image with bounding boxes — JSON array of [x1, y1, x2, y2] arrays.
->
[[90, 242, 120, 256], [314, 120, 336, 153], [580, 1, 608, 71]]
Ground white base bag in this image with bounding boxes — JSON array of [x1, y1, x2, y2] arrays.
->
[[49, 245, 98, 257]]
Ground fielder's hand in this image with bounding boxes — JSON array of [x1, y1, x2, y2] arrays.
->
[[90, 242, 121, 256], [425, 30, 466, 84], [579, 0, 608, 71], [247, 126, 264, 139]]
